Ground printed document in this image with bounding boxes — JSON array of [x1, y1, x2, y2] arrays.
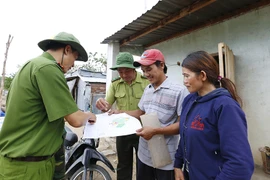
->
[[83, 113, 141, 138]]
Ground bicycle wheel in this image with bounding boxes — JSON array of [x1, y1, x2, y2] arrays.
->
[[70, 164, 112, 180]]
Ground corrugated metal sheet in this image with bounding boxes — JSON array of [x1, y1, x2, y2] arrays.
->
[[101, 0, 270, 48], [66, 69, 106, 82]]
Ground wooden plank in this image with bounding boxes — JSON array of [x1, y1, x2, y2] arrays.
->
[[120, 0, 216, 46], [218, 43, 225, 78], [218, 43, 235, 83], [225, 45, 235, 83]]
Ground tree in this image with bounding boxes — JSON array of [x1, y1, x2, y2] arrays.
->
[[68, 52, 107, 74], [0, 35, 13, 108], [4, 73, 15, 90]]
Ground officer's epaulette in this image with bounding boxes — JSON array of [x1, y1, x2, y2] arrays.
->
[[111, 76, 121, 82], [141, 75, 147, 79]]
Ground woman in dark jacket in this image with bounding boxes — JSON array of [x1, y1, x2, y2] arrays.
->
[[174, 51, 254, 180]]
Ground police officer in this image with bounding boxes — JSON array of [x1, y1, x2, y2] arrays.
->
[[96, 52, 149, 180], [0, 32, 96, 180]]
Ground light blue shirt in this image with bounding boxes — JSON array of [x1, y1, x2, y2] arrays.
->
[[138, 78, 189, 170]]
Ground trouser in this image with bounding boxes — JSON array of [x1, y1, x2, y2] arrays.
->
[[137, 158, 175, 180], [53, 130, 66, 180], [0, 155, 55, 180], [116, 134, 139, 180], [184, 169, 190, 180], [53, 143, 65, 180]]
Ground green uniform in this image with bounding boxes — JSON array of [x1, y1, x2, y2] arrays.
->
[[0, 52, 78, 179], [106, 72, 149, 111], [106, 72, 149, 180]]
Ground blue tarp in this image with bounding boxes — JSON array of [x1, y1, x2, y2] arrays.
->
[[0, 110, 5, 117]]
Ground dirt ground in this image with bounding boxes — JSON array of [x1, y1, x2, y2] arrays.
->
[[96, 138, 137, 180], [66, 124, 137, 180], [65, 124, 270, 180]]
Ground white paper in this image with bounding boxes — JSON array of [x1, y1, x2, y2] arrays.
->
[[83, 113, 142, 139], [0, 117, 4, 131]]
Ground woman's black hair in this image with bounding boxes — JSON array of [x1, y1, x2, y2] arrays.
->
[[182, 51, 242, 105]]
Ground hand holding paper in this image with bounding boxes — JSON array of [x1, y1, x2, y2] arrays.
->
[[136, 126, 156, 140], [83, 113, 141, 139]]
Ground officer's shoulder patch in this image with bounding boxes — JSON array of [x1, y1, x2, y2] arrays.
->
[[111, 77, 121, 82], [141, 75, 147, 79]]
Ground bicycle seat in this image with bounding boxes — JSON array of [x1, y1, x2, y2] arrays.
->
[[64, 126, 78, 147]]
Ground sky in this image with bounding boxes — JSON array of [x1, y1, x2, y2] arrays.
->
[[0, 0, 158, 75]]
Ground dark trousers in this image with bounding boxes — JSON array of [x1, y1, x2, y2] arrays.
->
[[137, 158, 174, 180], [53, 130, 66, 180], [53, 144, 65, 180], [116, 134, 139, 180], [184, 169, 190, 180]]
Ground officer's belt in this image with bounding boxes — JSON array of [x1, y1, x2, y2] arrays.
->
[[6, 154, 54, 162]]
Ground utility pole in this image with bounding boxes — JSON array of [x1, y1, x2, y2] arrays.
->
[[0, 35, 13, 110]]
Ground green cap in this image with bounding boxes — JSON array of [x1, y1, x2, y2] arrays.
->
[[38, 32, 88, 62], [110, 52, 136, 70]]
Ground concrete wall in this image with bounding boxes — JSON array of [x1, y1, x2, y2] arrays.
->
[[106, 42, 120, 91], [150, 5, 270, 165]]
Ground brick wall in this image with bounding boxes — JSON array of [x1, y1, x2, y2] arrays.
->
[[90, 83, 106, 94]]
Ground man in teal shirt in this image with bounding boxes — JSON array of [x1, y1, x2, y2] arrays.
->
[[96, 52, 149, 180], [0, 32, 96, 180]]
